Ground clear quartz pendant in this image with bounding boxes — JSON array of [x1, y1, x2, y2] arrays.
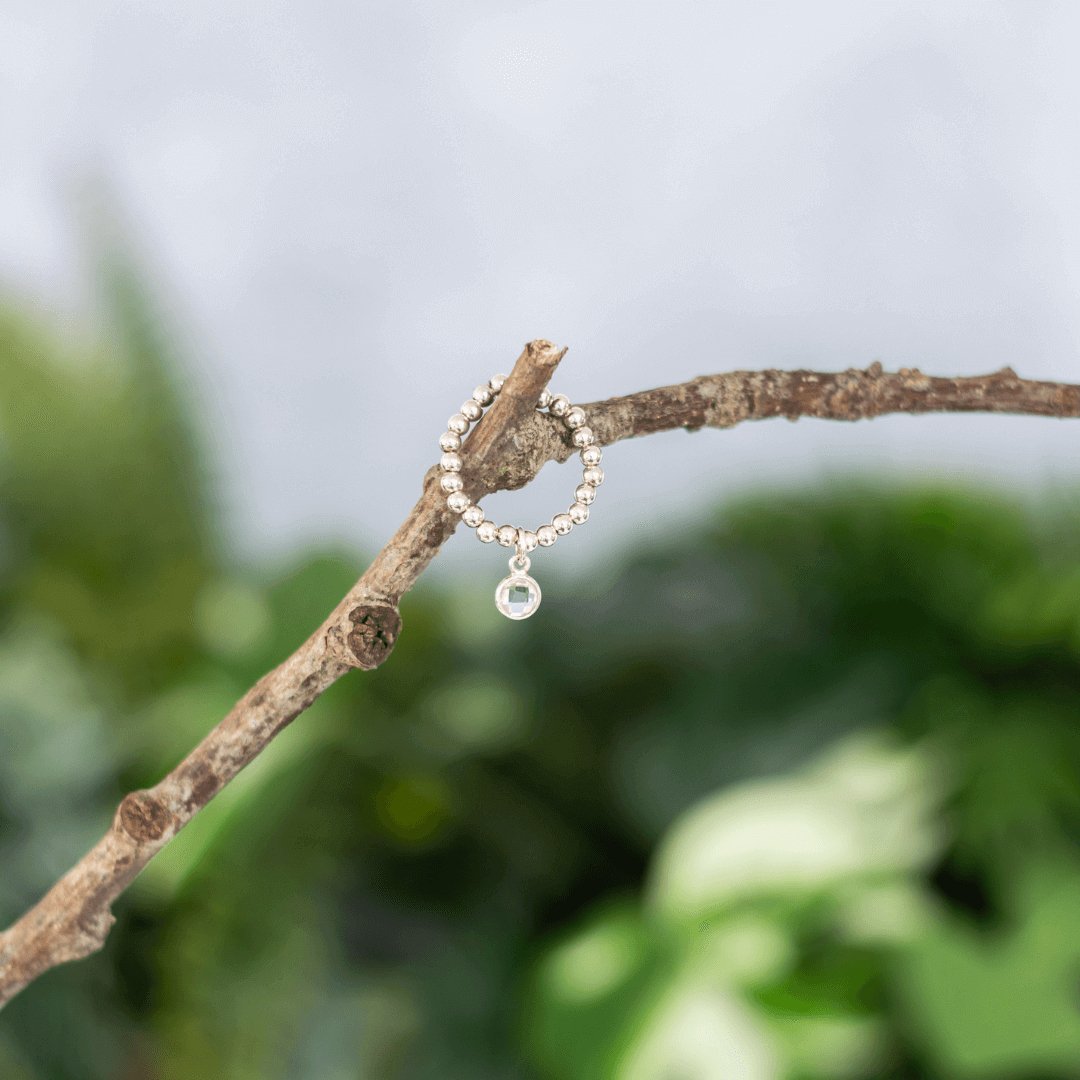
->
[[495, 554, 542, 620]]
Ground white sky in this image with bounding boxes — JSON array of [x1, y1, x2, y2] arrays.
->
[[3, 0, 1080, 575]]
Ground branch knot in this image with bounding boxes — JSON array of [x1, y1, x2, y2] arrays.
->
[[118, 791, 174, 844], [345, 602, 402, 670]]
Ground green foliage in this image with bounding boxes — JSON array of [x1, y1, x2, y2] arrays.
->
[[0, 273, 212, 697], [2, 277, 1080, 1077], [897, 855, 1080, 1078]]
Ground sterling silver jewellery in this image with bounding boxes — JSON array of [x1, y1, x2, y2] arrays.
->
[[437, 374, 604, 620]]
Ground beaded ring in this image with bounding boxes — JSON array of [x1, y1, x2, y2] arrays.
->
[[437, 373, 605, 620]]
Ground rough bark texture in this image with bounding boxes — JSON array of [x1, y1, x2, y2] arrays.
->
[[2, 349, 1078, 1008]]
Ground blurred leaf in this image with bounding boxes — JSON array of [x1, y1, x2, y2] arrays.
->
[[647, 735, 946, 924], [616, 980, 779, 1080], [525, 903, 675, 1080], [896, 856, 1080, 1078]]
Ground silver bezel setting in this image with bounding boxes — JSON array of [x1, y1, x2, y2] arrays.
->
[[494, 567, 542, 620]]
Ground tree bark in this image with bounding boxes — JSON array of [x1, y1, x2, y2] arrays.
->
[[1, 346, 1078, 1008]]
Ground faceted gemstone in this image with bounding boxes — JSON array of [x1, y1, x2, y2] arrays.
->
[[495, 573, 542, 620]]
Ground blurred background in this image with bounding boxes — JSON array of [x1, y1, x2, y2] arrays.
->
[[3, 2, 1080, 1077]]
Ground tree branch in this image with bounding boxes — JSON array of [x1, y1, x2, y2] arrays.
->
[[1, 351, 1078, 1008]]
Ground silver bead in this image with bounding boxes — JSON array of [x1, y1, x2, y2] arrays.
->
[[462, 505, 484, 527], [537, 389, 553, 409], [575, 483, 596, 505], [572, 427, 594, 448], [536, 524, 557, 547], [580, 445, 602, 466], [549, 394, 571, 417], [517, 529, 538, 553], [583, 466, 604, 487], [569, 501, 589, 524], [489, 373, 508, 393], [439, 452, 463, 472], [461, 399, 483, 422], [447, 491, 470, 513], [552, 513, 573, 535], [440, 473, 464, 493], [476, 520, 497, 543], [472, 384, 494, 406], [448, 413, 469, 435], [497, 525, 518, 547], [564, 406, 587, 429], [440, 431, 462, 452]]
